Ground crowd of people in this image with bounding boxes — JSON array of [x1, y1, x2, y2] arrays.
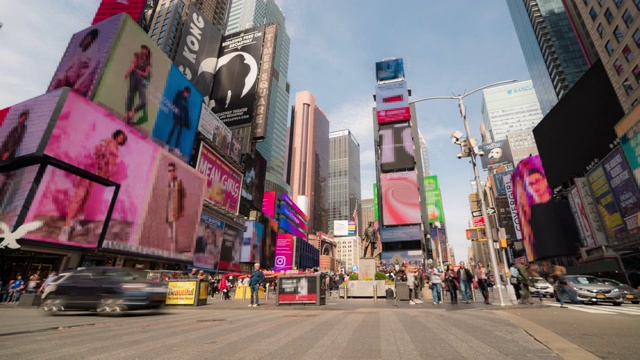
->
[[1, 271, 59, 304]]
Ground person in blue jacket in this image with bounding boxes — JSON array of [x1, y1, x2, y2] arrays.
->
[[249, 263, 265, 307]]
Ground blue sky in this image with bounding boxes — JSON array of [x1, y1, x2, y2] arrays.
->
[[0, 1, 532, 263]]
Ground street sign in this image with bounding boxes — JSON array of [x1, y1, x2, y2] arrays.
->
[[487, 207, 496, 215], [471, 210, 482, 218]]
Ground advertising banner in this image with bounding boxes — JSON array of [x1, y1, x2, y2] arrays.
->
[[333, 220, 348, 236], [93, 17, 172, 137], [193, 213, 224, 270], [219, 223, 242, 271], [615, 108, 640, 186], [574, 177, 608, 246], [252, 25, 277, 139], [279, 203, 308, 232], [151, 65, 203, 161], [480, 140, 513, 170], [348, 221, 356, 236], [380, 225, 422, 242], [375, 58, 405, 82], [493, 170, 514, 196], [423, 176, 444, 224], [49, 15, 123, 98], [173, 4, 223, 100], [92, 0, 146, 25], [166, 281, 197, 305], [277, 275, 318, 304], [264, 218, 278, 268], [0, 166, 39, 230], [376, 80, 410, 124], [587, 164, 628, 244], [241, 150, 267, 210], [274, 233, 294, 272], [601, 148, 639, 240], [373, 183, 379, 220], [380, 250, 423, 267], [380, 171, 422, 226], [44, 92, 157, 249], [229, 137, 242, 164], [196, 143, 243, 214], [241, 220, 264, 263], [198, 105, 231, 155], [279, 217, 307, 240], [24, 166, 116, 248], [281, 193, 308, 221], [262, 190, 276, 219], [504, 173, 522, 241], [209, 26, 265, 127], [378, 122, 414, 172], [569, 187, 593, 248]]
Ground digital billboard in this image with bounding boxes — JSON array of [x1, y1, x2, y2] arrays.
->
[[242, 150, 267, 210], [380, 225, 422, 242], [479, 140, 513, 170], [587, 164, 628, 244], [279, 217, 307, 240], [198, 103, 231, 155], [24, 166, 116, 248], [277, 275, 318, 304], [195, 143, 243, 214], [262, 190, 276, 219], [615, 112, 640, 187], [193, 213, 224, 270], [423, 176, 444, 224], [493, 170, 513, 196], [241, 220, 264, 263], [380, 250, 423, 267], [601, 148, 639, 241], [274, 233, 294, 272], [380, 171, 422, 226], [173, 4, 223, 100], [219, 223, 242, 271], [333, 220, 348, 236], [376, 80, 410, 124], [378, 122, 414, 172], [375, 58, 405, 82], [252, 25, 277, 139], [0, 165, 39, 230], [574, 177, 608, 247], [151, 65, 203, 161], [373, 183, 379, 220], [92, 0, 146, 25], [44, 92, 157, 249], [348, 221, 356, 236], [126, 145, 206, 260], [229, 137, 242, 164], [209, 26, 265, 127], [93, 16, 172, 137], [49, 15, 123, 98]]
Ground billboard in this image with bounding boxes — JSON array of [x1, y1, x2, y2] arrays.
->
[[195, 143, 243, 214], [241, 220, 264, 263], [503, 173, 522, 240], [380, 250, 423, 267], [493, 170, 513, 196], [378, 122, 415, 172], [423, 176, 444, 224], [279, 217, 307, 240], [198, 103, 231, 155], [209, 26, 265, 127], [241, 150, 267, 210], [574, 177, 608, 247], [49, 15, 123, 98], [333, 220, 348, 236], [479, 140, 513, 170], [173, 4, 223, 100], [375, 58, 405, 82], [229, 137, 242, 164], [193, 213, 224, 270], [151, 65, 203, 161], [587, 164, 628, 244], [274, 233, 294, 272], [373, 183, 379, 220], [92, 0, 146, 25], [615, 111, 640, 186], [348, 221, 356, 236], [601, 148, 640, 241], [381, 171, 422, 226], [44, 92, 158, 249], [0, 166, 39, 229], [262, 190, 276, 219], [277, 275, 318, 304], [252, 25, 277, 139], [375, 80, 410, 124], [380, 225, 422, 242]]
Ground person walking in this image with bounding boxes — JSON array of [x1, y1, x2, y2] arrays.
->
[[249, 263, 265, 307], [456, 261, 473, 304], [551, 265, 579, 308], [474, 262, 491, 304], [426, 264, 443, 305], [509, 263, 522, 303], [444, 265, 459, 304], [219, 276, 230, 300], [516, 263, 532, 305]]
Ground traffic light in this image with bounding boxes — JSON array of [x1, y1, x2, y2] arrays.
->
[[465, 227, 487, 241]]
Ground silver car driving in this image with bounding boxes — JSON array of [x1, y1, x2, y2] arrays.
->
[[528, 277, 554, 297], [560, 275, 624, 306], [599, 278, 640, 304]]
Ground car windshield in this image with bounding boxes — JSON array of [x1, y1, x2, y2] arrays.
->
[[602, 279, 623, 287], [568, 276, 604, 285], [532, 278, 547, 284]]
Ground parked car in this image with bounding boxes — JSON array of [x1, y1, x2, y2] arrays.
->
[[556, 275, 624, 306], [599, 278, 640, 304], [41, 267, 168, 315], [528, 277, 554, 297], [40, 272, 72, 301]]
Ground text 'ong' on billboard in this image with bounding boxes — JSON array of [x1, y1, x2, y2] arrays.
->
[[479, 140, 513, 170], [193, 213, 225, 271], [380, 171, 422, 226], [376, 58, 405, 82], [92, 0, 146, 25], [174, 4, 223, 100], [378, 122, 415, 172], [196, 143, 243, 214], [209, 26, 265, 127]]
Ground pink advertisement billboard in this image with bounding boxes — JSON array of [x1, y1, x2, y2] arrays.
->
[[274, 233, 294, 272], [380, 171, 422, 226], [375, 80, 410, 124], [262, 190, 276, 219], [92, 0, 146, 25], [196, 143, 243, 214]]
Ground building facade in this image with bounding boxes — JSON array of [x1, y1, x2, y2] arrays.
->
[[327, 129, 362, 235], [418, 130, 432, 176], [507, 129, 539, 165], [360, 198, 375, 234], [336, 236, 361, 272]]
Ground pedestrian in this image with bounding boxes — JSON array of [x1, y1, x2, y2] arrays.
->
[[445, 265, 459, 304], [474, 262, 491, 304], [509, 263, 522, 303], [528, 263, 544, 303], [415, 267, 424, 301], [39, 271, 58, 294], [456, 261, 474, 304], [516, 263, 532, 305], [189, 268, 198, 279], [197, 270, 207, 280], [551, 265, 579, 308], [426, 263, 444, 305], [406, 266, 422, 305], [249, 263, 265, 307], [219, 276, 230, 300]]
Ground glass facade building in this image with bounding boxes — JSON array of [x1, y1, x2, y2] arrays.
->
[[328, 130, 362, 235]]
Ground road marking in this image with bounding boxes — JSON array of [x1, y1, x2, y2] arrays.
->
[[546, 302, 640, 315]]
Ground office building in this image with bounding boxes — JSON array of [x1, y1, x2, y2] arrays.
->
[[481, 80, 544, 142], [225, 0, 292, 195], [336, 236, 361, 271], [361, 198, 375, 232], [287, 91, 330, 234], [507, 0, 590, 115], [507, 129, 539, 165], [418, 131, 432, 176], [327, 129, 362, 235]]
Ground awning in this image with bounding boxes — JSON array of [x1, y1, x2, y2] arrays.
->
[[567, 259, 621, 274]]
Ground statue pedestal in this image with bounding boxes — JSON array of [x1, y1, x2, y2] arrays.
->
[[358, 257, 376, 280]]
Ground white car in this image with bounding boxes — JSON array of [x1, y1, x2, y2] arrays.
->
[[41, 273, 72, 301], [528, 277, 554, 297]]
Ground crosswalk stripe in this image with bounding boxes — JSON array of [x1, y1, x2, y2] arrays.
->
[[546, 302, 617, 314], [546, 302, 640, 315]]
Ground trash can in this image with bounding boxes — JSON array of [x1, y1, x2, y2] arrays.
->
[[395, 282, 410, 301]]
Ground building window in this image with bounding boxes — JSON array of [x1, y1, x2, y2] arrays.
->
[[604, 8, 614, 24], [623, 78, 634, 95], [633, 99, 640, 107], [614, 58, 624, 75], [157, 36, 164, 44], [636, 0, 640, 10], [168, 38, 175, 46], [598, 23, 604, 38], [589, 7, 598, 20], [614, 26, 624, 42], [634, 29, 640, 47], [623, 10, 634, 28], [161, 24, 168, 31], [583, 0, 590, 4], [633, 65, 640, 82], [151, 34, 156, 40], [614, 0, 623, 8], [170, 31, 177, 39], [597, 0, 605, 5], [605, 40, 615, 55], [623, 45, 634, 61]]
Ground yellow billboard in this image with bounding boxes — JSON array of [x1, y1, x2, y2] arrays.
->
[[166, 281, 197, 305]]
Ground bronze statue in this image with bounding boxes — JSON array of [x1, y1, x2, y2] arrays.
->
[[363, 222, 377, 258]]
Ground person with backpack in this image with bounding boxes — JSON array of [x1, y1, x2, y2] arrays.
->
[[509, 263, 522, 303], [249, 263, 265, 307]]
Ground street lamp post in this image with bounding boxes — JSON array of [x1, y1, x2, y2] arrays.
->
[[410, 79, 517, 307]]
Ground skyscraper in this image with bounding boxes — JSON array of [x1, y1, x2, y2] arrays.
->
[[328, 129, 362, 235], [418, 131, 431, 176], [225, 0, 291, 194], [507, 0, 590, 115], [287, 91, 330, 234]]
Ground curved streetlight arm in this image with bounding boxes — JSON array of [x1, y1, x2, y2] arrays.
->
[[460, 79, 518, 99], [410, 95, 457, 104]]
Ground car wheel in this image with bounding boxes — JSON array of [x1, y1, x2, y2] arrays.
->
[[632, 301, 639, 305], [42, 296, 65, 315], [97, 298, 128, 316], [613, 302, 622, 307]]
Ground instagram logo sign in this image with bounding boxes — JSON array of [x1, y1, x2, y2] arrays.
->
[[274, 233, 294, 272]]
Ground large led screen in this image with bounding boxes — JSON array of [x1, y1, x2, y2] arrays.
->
[[193, 213, 224, 271], [380, 250, 423, 267], [423, 176, 444, 224], [376, 80, 410, 124], [92, 0, 146, 25], [274, 233, 294, 272], [602, 148, 639, 241], [44, 92, 157, 248], [380, 171, 422, 226], [198, 105, 231, 155], [219, 223, 242, 271], [375, 58, 405, 82], [262, 190, 276, 219], [241, 220, 264, 263], [209, 26, 265, 127], [378, 122, 414, 172], [49, 15, 123, 98], [615, 113, 640, 187], [0, 165, 39, 230], [24, 166, 116, 248], [242, 150, 267, 210], [195, 143, 242, 213], [380, 225, 422, 242], [479, 140, 513, 170], [587, 164, 627, 244]]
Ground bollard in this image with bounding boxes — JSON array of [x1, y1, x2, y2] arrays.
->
[[373, 284, 377, 301], [265, 287, 269, 301], [242, 286, 247, 301]]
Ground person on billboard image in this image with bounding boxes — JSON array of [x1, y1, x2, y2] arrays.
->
[[49, 29, 100, 97], [125, 45, 152, 125], [167, 162, 186, 252], [166, 86, 191, 148], [60, 129, 128, 240], [0, 110, 29, 203], [210, 54, 252, 113]]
